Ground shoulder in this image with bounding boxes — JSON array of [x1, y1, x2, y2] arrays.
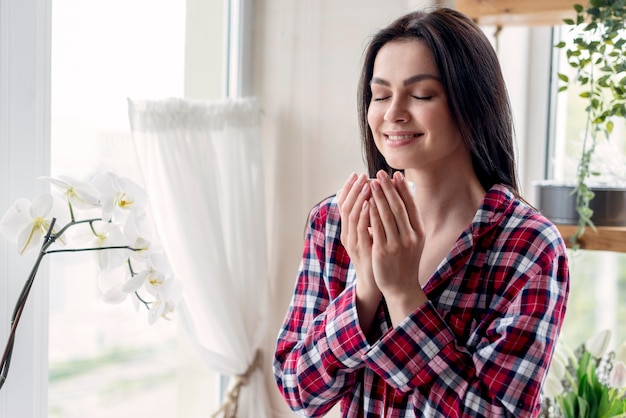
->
[[305, 194, 342, 242], [484, 185, 567, 258]]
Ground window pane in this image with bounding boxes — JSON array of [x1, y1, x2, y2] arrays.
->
[[549, 24, 626, 351], [50, 1, 185, 416]]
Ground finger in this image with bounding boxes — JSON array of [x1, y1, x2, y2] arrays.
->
[[392, 172, 424, 237], [341, 174, 371, 246], [368, 196, 386, 246], [369, 178, 398, 242], [337, 172, 358, 211], [357, 199, 373, 248], [374, 171, 410, 239]]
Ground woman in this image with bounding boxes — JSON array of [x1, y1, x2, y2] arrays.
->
[[273, 7, 569, 417]]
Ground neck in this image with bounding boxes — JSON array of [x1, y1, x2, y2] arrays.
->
[[405, 169, 486, 235]]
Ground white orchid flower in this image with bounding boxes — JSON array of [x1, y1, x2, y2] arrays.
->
[[102, 282, 128, 304], [97, 264, 131, 304], [91, 172, 147, 222], [610, 361, 626, 389], [147, 279, 182, 324], [0, 195, 67, 254], [123, 211, 151, 261], [123, 265, 165, 294], [41, 175, 100, 211], [123, 252, 174, 296], [87, 222, 129, 270], [586, 329, 612, 358], [543, 374, 565, 399]]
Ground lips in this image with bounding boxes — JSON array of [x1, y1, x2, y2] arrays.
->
[[384, 132, 422, 144]]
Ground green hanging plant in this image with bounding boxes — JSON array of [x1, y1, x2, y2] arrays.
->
[[554, 0, 626, 248]]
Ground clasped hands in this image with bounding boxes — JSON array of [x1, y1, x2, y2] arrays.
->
[[337, 171, 427, 328]]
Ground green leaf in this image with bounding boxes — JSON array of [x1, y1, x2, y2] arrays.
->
[[580, 91, 592, 98], [558, 85, 569, 92], [564, 18, 576, 25], [574, 3, 584, 13], [555, 41, 567, 48], [607, 120, 614, 134], [558, 73, 570, 83]]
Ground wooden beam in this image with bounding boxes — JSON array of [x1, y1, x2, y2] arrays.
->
[[455, 0, 581, 26]]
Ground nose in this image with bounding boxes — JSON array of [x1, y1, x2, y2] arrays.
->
[[383, 97, 410, 123]]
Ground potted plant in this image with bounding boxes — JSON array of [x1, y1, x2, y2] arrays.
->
[[535, 0, 626, 247], [540, 329, 626, 417]]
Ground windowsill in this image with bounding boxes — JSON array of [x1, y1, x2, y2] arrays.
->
[[556, 225, 626, 252]]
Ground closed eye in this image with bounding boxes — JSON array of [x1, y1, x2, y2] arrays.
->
[[413, 95, 433, 100], [373, 96, 390, 102]]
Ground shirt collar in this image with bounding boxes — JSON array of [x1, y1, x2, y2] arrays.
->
[[469, 184, 516, 239]]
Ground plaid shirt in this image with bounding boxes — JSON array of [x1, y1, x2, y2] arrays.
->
[[274, 184, 569, 417]]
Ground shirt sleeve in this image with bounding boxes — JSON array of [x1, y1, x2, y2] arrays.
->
[[272, 201, 372, 417], [363, 229, 569, 417]]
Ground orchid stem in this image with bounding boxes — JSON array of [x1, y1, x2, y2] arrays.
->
[[0, 218, 141, 391], [0, 219, 55, 391]]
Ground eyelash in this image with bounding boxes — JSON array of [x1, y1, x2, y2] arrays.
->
[[372, 95, 432, 101]]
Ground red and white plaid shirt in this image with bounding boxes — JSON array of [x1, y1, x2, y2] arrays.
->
[[274, 184, 569, 417]]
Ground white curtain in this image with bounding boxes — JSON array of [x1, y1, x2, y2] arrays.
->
[[127, 97, 270, 418]]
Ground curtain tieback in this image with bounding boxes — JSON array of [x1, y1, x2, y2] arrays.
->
[[211, 349, 262, 418]]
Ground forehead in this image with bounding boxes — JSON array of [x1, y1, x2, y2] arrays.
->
[[372, 39, 439, 78]]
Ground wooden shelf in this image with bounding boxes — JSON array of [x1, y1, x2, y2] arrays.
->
[[556, 225, 626, 252], [455, 0, 579, 26]]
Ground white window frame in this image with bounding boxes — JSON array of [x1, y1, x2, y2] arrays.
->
[[494, 25, 554, 202], [0, 0, 51, 416]]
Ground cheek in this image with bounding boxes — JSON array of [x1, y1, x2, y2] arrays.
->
[[367, 106, 383, 131]]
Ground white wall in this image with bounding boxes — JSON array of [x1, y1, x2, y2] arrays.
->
[[252, 1, 434, 415]]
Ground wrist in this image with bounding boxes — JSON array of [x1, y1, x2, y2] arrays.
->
[[384, 287, 428, 327]]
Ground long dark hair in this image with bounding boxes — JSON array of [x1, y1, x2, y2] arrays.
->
[[357, 7, 519, 193]]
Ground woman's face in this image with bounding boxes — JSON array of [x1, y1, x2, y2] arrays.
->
[[367, 39, 467, 173]]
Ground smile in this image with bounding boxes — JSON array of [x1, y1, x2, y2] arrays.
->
[[387, 134, 420, 141]]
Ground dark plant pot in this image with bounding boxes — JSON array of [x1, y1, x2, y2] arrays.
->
[[534, 182, 626, 226]]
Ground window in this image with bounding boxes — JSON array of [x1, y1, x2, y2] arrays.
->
[[547, 24, 626, 350], [48, 2, 222, 416]]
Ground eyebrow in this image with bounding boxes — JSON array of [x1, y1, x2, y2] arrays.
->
[[370, 74, 440, 87]]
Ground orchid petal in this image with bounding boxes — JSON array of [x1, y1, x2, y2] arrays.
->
[[123, 270, 148, 293], [41, 175, 101, 210], [91, 223, 129, 270], [102, 283, 128, 304], [29, 194, 53, 218], [0, 198, 32, 243], [17, 222, 47, 254], [91, 172, 147, 221]]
